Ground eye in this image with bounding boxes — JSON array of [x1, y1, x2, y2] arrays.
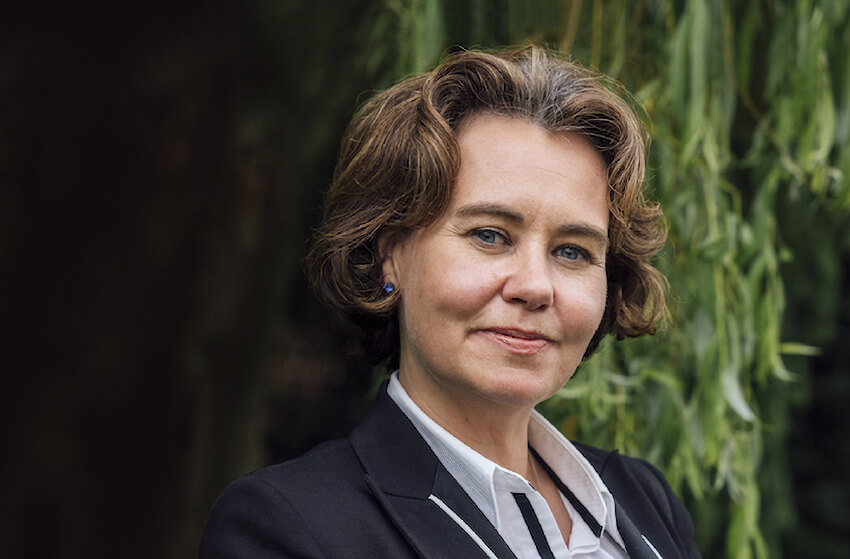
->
[[474, 228, 500, 244], [470, 229, 506, 245], [556, 244, 590, 261]]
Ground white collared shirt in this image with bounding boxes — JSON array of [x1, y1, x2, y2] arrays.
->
[[388, 372, 628, 559]]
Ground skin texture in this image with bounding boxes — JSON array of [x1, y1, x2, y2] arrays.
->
[[381, 115, 609, 475]]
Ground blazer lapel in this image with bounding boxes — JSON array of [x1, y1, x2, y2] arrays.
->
[[579, 445, 682, 559], [350, 384, 517, 559], [614, 505, 665, 559]]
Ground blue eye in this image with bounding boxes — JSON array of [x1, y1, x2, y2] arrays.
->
[[474, 229, 499, 244], [558, 245, 587, 261]]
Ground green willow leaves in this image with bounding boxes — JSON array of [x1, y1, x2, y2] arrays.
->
[[381, 1, 849, 557]]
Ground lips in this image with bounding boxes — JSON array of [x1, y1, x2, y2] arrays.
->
[[478, 327, 553, 354]]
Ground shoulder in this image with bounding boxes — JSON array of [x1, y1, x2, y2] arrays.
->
[[573, 441, 673, 496], [246, 438, 365, 495], [199, 439, 371, 559]]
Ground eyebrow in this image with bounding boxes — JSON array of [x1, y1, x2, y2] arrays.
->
[[456, 203, 523, 223], [455, 202, 610, 246]]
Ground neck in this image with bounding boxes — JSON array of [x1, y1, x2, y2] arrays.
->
[[398, 370, 535, 475], [526, 451, 545, 489]]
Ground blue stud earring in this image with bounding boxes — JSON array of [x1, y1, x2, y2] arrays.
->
[[383, 282, 395, 293]]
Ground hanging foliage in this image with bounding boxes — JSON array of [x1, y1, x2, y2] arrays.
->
[[376, 0, 850, 557]]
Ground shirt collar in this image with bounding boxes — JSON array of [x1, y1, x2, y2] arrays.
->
[[386, 371, 623, 548]]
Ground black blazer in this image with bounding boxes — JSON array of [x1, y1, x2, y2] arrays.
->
[[200, 385, 700, 558]]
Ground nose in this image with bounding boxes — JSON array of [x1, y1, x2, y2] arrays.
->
[[501, 250, 554, 311]]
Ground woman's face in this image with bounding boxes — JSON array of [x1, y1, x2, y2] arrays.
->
[[382, 114, 609, 411]]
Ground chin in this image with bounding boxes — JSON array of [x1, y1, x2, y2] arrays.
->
[[475, 369, 566, 409]]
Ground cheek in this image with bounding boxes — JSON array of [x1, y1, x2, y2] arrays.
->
[[561, 275, 608, 335], [413, 252, 498, 317], [397, 262, 491, 362]]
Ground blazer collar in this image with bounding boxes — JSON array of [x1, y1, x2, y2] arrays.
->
[[349, 383, 517, 559]]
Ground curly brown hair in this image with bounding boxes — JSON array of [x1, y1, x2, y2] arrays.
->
[[307, 45, 667, 362]]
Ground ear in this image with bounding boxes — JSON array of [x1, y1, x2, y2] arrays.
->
[[377, 231, 399, 287]]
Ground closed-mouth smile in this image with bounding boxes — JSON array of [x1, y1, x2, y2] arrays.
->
[[478, 327, 553, 354]]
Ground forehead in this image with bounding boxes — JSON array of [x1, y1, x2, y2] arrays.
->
[[449, 115, 609, 218], [455, 114, 607, 178]]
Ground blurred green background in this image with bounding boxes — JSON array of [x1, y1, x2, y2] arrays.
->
[[2, 1, 848, 558]]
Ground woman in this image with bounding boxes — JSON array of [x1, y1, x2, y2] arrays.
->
[[200, 46, 700, 559]]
